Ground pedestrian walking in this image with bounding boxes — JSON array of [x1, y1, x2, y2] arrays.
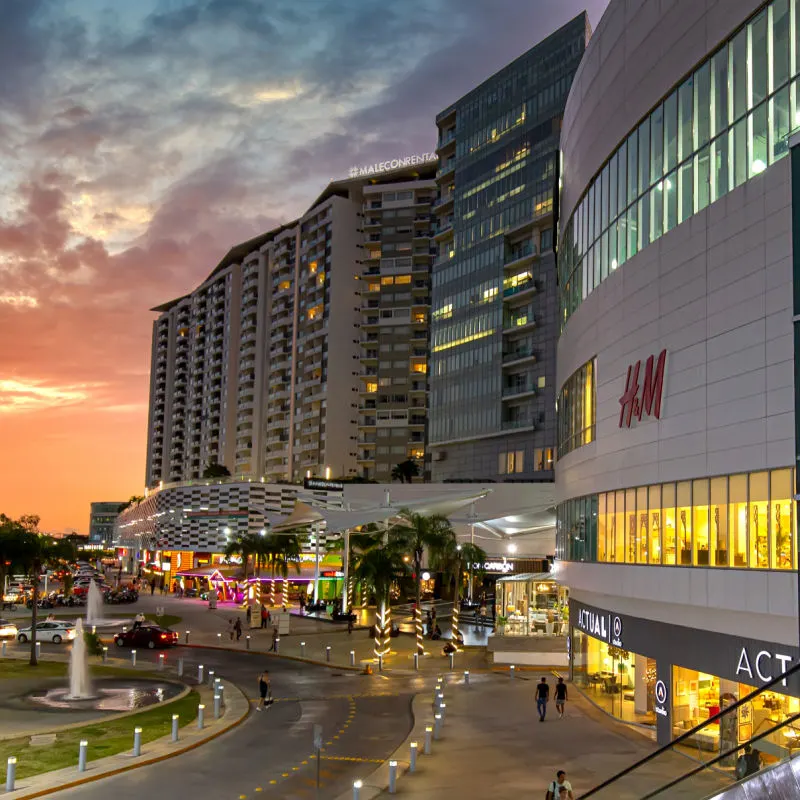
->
[[348, 616, 354, 635], [269, 627, 279, 652], [555, 676, 568, 718], [256, 669, 271, 711], [536, 676, 550, 722], [150, 581, 155, 596], [246, 605, 252, 625], [260, 604, 268, 629], [234, 618, 242, 641], [545, 770, 574, 800], [228, 618, 235, 641]]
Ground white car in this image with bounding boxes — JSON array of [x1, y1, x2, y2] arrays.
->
[[0, 619, 18, 638], [17, 621, 76, 644]]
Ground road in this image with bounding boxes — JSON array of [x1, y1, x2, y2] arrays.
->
[[47, 646, 419, 800]]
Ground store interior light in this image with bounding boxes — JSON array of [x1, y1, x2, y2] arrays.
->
[[507, 542, 517, 554], [422, 571, 431, 581]]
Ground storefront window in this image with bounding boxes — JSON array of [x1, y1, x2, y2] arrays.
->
[[693, 479, 710, 566], [572, 630, 656, 726], [677, 481, 693, 565], [559, 468, 796, 571], [497, 576, 568, 636]]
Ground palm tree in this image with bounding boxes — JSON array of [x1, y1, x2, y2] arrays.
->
[[16, 530, 76, 665], [203, 461, 231, 479], [224, 533, 261, 580], [262, 532, 302, 606], [391, 510, 454, 655], [352, 542, 408, 660], [434, 540, 487, 650], [391, 459, 420, 483]]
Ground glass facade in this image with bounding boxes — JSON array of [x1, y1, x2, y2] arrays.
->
[[556, 357, 596, 457], [558, 0, 800, 328], [557, 468, 796, 570], [429, 15, 587, 469], [496, 575, 568, 636]]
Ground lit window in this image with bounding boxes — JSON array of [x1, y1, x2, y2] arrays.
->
[[368, 282, 380, 292], [381, 276, 394, 286], [317, 272, 325, 286], [365, 382, 377, 393], [307, 303, 323, 320], [411, 363, 427, 374], [395, 275, 412, 284], [413, 312, 426, 323], [482, 287, 499, 302], [309, 262, 318, 274], [278, 281, 291, 291], [433, 303, 453, 320]]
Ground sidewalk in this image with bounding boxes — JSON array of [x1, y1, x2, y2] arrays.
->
[[357, 675, 729, 799], [134, 593, 493, 675]]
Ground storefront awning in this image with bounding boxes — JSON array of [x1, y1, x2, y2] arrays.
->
[[496, 572, 556, 584]]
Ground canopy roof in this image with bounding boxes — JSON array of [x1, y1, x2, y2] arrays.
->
[[496, 572, 557, 584]]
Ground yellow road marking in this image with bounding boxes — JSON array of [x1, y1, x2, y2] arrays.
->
[[281, 773, 289, 777], [301, 760, 308, 765], [269, 780, 277, 785], [320, 755, 384, 764], [255, 789, 262, 793]]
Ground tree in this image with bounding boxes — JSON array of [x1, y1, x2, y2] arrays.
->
[[391, 510, 454, 654], [15, 529, 76, 666], [391, 459, 420, 484], [203, 462, 231, 479], [119, 496, 144, 513], [352, 540, 408, 660], [434, 540, 487, 648], [326, 522, 385, 611], [224, 533, 262, 580]]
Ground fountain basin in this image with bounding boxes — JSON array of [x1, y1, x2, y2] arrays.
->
[[26, 679, 183, 712]]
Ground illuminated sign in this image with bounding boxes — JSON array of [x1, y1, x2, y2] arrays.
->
[[471, 560, 514, 574], [619, 349, 667, 428], [303, 478, 344, 492], [654, 680, 668, 718], [736, 647, 794, 686], [348, 153, 437, 178], [576, 606, 609, 642]]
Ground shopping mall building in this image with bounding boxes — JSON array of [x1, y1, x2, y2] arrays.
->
[[555, 0, 800, 751]]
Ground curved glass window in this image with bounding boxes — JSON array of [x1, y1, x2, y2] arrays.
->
[[557, 468, 796, 569], [557, 358, 596, 457], [558, 0, 800, 328]]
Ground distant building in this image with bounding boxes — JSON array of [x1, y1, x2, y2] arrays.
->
[[89, 502, 124, 544]]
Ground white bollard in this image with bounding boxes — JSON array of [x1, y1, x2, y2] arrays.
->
[[414, 653, 419, 671], [409, 741, 418, 772], [434, 713, 442, 740], [464, 670, 470, 686], [350, 650, 355, 667], [219, 684, 225, 707], [449, 652, 454, 670], [6, 757, 16, 792], [440, 702, 447, 721], [275, 637, 280, 653], [353, 779, 363, 800], [131, 649, 137, 667], [378, 654, 383, 672], [171, 714, 179, 742], [2, 641, 6, 657], [158, 653, 165, 671], [214, 694, 221, 719], [197, 704, 205, 729], [102, 646, 108, 663], [326, 645, 331, 662], [177, 657, 183, 677], [510, 664, 515, 679], [133, 727, 142, 757], [246, 635, 250, 650], [216, 633, 222, 644], [36, 641, 41, 659], [424, 726, 432, 755], [300, 641, 306, 657], [78, 740, 88, 772], [208, 669, 215, 688], [388, 760, 397, 793], [185, 630, 190, 644], [197, 664, 204, 684]]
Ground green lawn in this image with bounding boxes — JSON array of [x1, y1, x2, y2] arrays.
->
[[0, 660, 67, 679], [144, 613, 182, 628], [0, 689, 201, 779]]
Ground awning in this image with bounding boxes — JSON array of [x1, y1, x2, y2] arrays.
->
[[496, 572, 557, 584], [175, 566, 241, 580]]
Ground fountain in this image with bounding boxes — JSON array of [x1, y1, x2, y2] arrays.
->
[[66, 618, 93, 699], [86, 581, 104, 626]]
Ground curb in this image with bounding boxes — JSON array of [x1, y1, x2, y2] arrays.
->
[[6, 681, 249, 799], [180, 643, 365, 672]]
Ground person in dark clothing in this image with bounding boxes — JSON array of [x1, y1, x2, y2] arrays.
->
[[269, 627, 279, 652], [536, 677, 550, 721], [150, 581, 156, 596], [260, 604, 268, 629], [348, 616, 354, 635], [234, 618, 242, 641], [555, 677, 568, 718], [256, 670, 271, 711], [736, 744, 762, 779]]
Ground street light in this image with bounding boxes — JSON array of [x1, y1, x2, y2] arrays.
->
[[508, 542, 517, 554]]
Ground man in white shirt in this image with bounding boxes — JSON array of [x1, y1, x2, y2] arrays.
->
[[546, 771, 574, 800]]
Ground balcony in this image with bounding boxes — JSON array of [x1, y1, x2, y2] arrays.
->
[[436, 159, 455, 182], [502, 380, 536, 399], [502, 418, 535, 431], [502, 347, 537, 367], [503, 275, 537, 300], [433, 193, 454, 212], [504, 241, 537, 269], [436, 128, 456, 152], [502, 309, 535, 334]]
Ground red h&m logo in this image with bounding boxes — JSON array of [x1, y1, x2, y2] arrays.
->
[[618, 349, 667, 428]]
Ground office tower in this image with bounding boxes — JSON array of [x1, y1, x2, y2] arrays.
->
[[429, 14, 588, 482]]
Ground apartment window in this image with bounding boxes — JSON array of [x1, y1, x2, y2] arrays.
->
[[498, 450, 525, 475], [537, 376, 546, 389], [395, 275, 412, 284], [381, 276, 394, 286], [534, 448, 554, 471]]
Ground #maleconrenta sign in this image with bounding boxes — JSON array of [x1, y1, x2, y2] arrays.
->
[[349, 153, 437, 178]]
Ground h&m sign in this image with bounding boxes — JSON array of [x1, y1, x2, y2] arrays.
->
[[619, 349, 667, 428]]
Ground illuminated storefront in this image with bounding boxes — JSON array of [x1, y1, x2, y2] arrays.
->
[[496, 573, 568, 636], [570, 599, 800, 749]]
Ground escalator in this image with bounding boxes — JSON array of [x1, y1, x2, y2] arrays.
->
[[577, 662, 800, 799]]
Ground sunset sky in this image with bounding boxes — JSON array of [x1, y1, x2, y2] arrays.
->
[[0, 0, 608, 533]]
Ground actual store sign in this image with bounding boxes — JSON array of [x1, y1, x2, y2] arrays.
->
[[735, 646, 795, 686], [618, 349, 667, 428]]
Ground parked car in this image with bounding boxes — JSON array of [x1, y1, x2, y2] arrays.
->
[[0, 619, 18, 638], [113, 625, 178, 650], [17, 621, 76, 644]]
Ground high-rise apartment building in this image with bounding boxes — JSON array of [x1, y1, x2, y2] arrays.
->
[[357, 165, 437, 481], [89, 501, 124, 544], [146, 163, 437, 488], [429, 14, 588, 482]]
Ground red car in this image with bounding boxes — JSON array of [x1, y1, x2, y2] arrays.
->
[[113, 625, 178, 649]]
